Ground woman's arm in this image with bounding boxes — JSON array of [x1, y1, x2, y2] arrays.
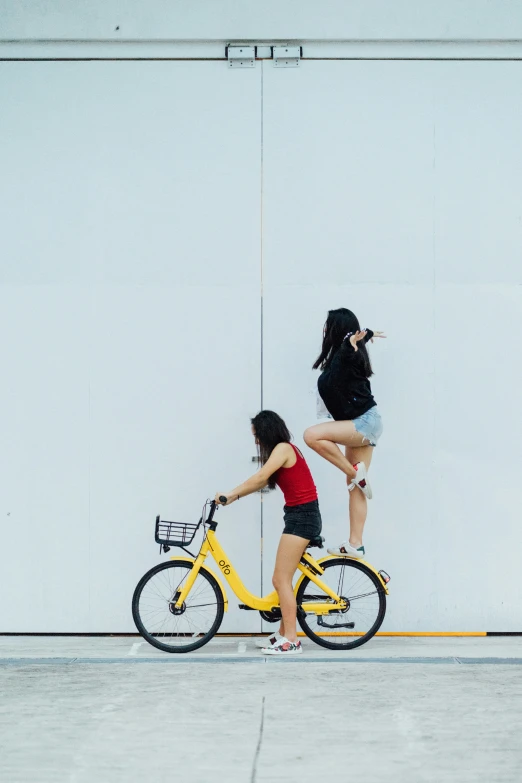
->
[[215, 442, 294, 506], [348, 329, 386, 351]]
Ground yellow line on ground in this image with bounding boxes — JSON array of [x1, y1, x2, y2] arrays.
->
[[296, 631, 488, 637], [377, 632, 487, 637]]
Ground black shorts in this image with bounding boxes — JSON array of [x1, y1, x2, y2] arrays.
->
[[283, 499, 322, 541]]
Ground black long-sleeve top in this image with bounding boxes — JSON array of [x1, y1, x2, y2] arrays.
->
[[317, 329, 376, 422]]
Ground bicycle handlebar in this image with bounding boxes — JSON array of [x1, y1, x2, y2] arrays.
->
[[204, 497, 228, 527], [206, 499, 219, 524]]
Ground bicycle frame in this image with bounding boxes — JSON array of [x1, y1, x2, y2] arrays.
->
[[173, 528, 347, 615]]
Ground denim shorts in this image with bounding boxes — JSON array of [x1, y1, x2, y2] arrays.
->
[[283, 500, 322, 540], [353, 406, 383, 447]]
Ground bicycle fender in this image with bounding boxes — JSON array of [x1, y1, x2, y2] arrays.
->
[[169, 556, 229, 611], [295, 556, 389, 596]]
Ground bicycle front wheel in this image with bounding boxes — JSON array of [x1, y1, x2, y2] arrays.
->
[[296, 558, 386, 650], [132, 560, 224, 653]]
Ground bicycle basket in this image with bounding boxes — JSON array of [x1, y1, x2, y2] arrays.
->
[[155, 516, 200, 547]]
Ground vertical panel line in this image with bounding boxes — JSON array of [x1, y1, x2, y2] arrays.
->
[[260, 60, 264, 408], [87, 289, 93, 622], [431, 109, 437, 603], [260, 61, 264, 604]]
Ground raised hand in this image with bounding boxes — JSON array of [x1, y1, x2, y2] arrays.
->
[[349, 330, 367, 352], [370, 331, 386, 343]]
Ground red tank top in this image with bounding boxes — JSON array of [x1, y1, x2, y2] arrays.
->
[[275, 444, 318, 507]]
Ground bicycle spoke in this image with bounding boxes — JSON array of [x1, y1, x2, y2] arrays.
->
[[297, 560, 385, 649], [134, 562, 222, 651], [346, 590, 379, 601]]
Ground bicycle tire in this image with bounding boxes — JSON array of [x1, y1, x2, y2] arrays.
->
[[296, 558, 386, 650], [132, 559, 225, 653]]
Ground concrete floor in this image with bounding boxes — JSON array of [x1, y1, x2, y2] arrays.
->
[[1, 636, 522, 782], [1, 633, 521, 663]]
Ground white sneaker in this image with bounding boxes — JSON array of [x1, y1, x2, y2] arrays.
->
[[351, 462, 372, 499], [328, 541, 366, 559], [255, 632, 282, 649], [262, 637, 303, 656]]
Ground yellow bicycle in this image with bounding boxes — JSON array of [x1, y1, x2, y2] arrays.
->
[[132, 499, 390, 653]]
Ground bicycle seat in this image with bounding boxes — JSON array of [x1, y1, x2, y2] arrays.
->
[[307, 535, 325, 549]]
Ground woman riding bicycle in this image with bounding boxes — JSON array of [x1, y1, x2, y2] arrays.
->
[[304, 308, 385, 560], [215, 410, 321, 656]]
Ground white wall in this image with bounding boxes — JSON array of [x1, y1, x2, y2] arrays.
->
[[0, 60, 263, 632], [1, 3, 522, 633], [1, 0, 522, 42], [261, 59, 522, 631]]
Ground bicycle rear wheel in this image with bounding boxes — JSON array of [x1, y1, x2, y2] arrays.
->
[[132, 560, 224, 653], [296, 558, 386, 650]]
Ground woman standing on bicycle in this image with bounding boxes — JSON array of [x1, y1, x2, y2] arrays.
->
[[215, 410, 321, 656], [304, 308, 385, 560]]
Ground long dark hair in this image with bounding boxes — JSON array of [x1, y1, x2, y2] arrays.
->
[[251, 410, 292, 489], [313, 307, 373, 377]]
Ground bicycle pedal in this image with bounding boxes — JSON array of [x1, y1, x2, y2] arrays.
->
[[318, 617, 355, 630]]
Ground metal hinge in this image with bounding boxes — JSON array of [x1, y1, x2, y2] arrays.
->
[[273, 46, 302, 68], [227, 46, 255, 68], [226, 44, 302, 68]]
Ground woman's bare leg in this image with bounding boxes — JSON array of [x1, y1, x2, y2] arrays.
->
[[346, 444, 373, 548], [304, 421, 366, 480], [272, 534, 309, 643]]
